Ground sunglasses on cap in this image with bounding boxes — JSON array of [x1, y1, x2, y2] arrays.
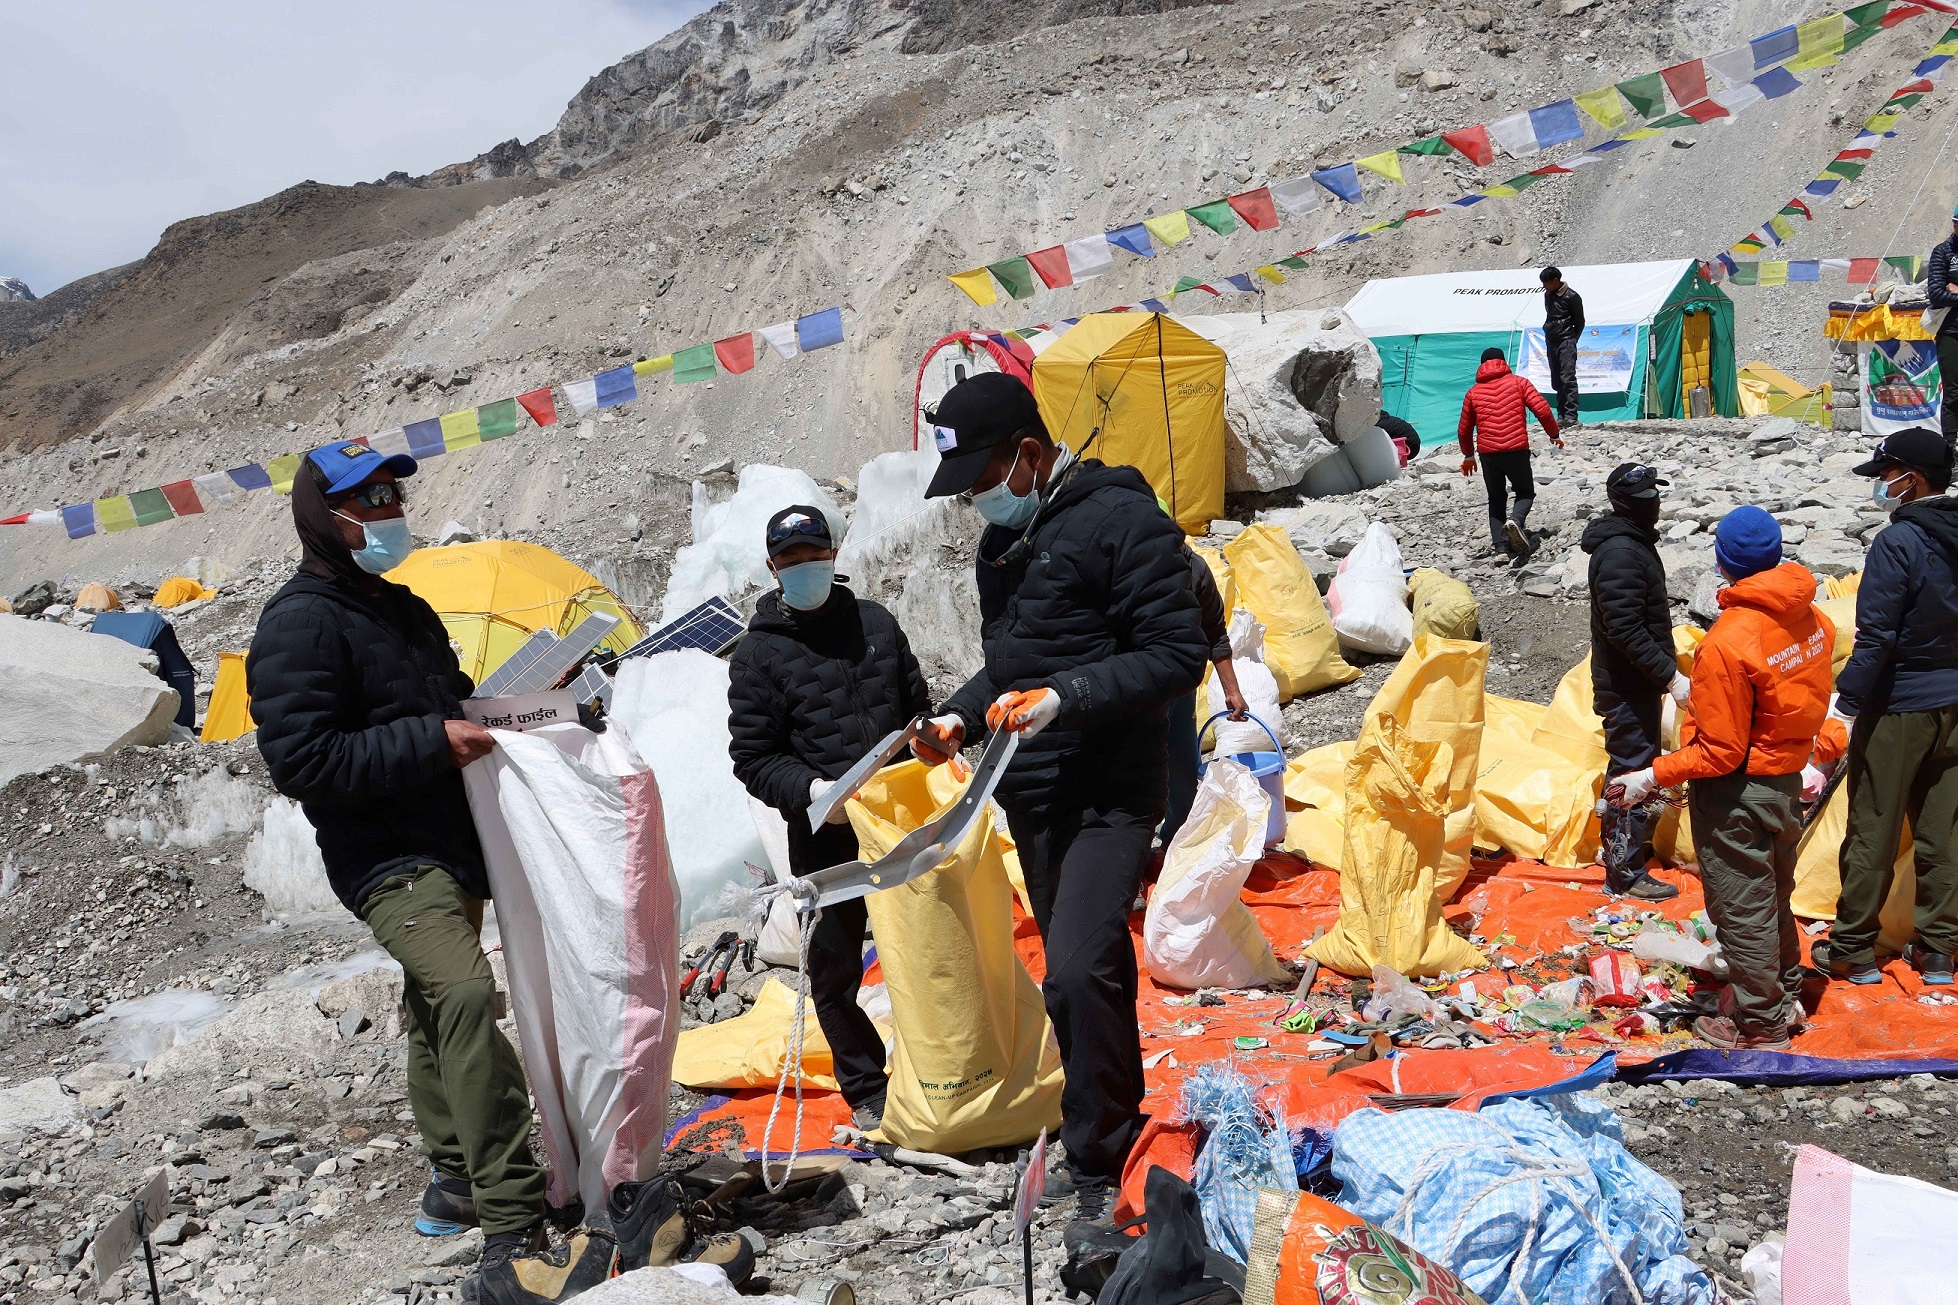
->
[[767, 514, 829, 547], [334, 481, 407, 510]]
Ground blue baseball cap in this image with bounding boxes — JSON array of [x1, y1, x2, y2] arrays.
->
[[1714, 505, 1783, 580], [305, 440, 417, 496]]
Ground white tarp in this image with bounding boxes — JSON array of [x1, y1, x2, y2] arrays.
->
[[1343, 259, 1697, 336], [1782, 1142, 1958, 1301], [464, 723, 681, 1216]]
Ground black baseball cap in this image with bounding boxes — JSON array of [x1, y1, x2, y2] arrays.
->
[[923, 372, 1042, 499], [1852, 427, 1952, 479], [764, 505, 834, 558], [1606, 462, 1669, 499]]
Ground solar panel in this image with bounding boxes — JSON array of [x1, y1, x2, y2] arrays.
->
[[615, 595, 746, 662], [475, 628, 561, 700], [571, 664, 614, 708], [476, 611, 623, 698]]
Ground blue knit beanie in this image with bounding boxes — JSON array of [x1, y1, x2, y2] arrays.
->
[[1714, 506, 1783, 579]]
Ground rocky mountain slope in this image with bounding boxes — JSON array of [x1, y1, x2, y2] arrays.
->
[[0, 278, 32, 304]]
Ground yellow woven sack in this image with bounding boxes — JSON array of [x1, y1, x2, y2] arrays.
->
[[1281, 743, 1351, 870], [1360, 635, 1488, 902], [670, 976, 844, 1091], [849, 760, 1062, 1152], [1304, 715, 1487, 978], [1222, 524, 1358, 701], [1192, 543, 1237, 618], [1407, 568, 1480, 641], [1474, 696, 1601, 868]]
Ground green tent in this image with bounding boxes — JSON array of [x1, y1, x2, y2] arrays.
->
[[1344, 259, 1738, 444]]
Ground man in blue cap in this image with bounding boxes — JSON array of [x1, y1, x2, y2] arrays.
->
[[1928, 205, 1958, 443], [248, 442, 584, 1300]]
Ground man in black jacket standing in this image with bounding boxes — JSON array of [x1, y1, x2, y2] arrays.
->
[[248, 443, 552, 1294], [1582, 463, 1690, 901], [1819, 429, 1958, 984], [1928, 206, 1958, 444], [914, 374, 1207, 1226], [1542, 266, 1586, 429], [726, 506, 933, 1129]]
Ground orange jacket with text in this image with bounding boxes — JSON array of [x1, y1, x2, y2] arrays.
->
[[1654, 561, 1836, 786]]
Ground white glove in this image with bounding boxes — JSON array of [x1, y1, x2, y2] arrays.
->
[[1827, 694, 1855, 730], [1801, 764, 1828, 803], [1614, 767, 1658, 808], [808, 777, 850, 825], [1668, 672, 1692, 711]]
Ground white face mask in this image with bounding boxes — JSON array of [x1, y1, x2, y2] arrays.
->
[[1873, 472, 1913, 514]]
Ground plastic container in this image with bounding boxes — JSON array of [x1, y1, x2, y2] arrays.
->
[[1199, 712, 1286, 845]]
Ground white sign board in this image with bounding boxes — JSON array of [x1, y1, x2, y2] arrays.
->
[[1520, 324, 1639, 395], [463, 690, 580, 733], [92, 1168, 169, 1288]]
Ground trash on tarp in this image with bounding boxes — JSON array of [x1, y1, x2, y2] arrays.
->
[[1180, 1062, 1298, 1265]]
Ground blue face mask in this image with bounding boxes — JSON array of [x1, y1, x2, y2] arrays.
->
[[776, 560, 835, 611], [1873, 473, 1910, 513], [972, 447, 1041, 529], [337, 512, 414, 575]]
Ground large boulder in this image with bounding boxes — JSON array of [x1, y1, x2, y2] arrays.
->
[[1181, 309, 1384, 493], [0, 614, 177, 786], [0, 1077, 79, 1134]]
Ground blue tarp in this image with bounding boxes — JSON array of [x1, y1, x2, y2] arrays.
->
[[1616, 1049, 1958, 1087]]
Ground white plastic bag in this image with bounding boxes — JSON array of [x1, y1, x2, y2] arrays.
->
[[1143, 759, 1292, 990], [1206, 659, 1283, 758], [1327, 522, 1413, 656], [1227, 608, 1267, 662], [464, 724, 681, 1215], [744, 795, 803, 969]]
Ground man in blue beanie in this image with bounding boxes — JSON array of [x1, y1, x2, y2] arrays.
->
[[1927, 204, 1958, 442]]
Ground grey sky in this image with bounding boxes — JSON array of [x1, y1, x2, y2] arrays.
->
[[0, 0, 713, 295]]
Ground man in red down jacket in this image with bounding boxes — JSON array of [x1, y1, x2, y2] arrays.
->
[[1458, 347, 1564, 559]]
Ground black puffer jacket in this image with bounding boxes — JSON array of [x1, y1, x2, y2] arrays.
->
[[1838, 496, 1958, 715], [1188, 548, 1232, 666], [247, 573, 486, 914], [1583, 513, 1677, 703], [943, 461, 1207, 814], [727, 586, 931, 870], [1928, 236, 1958, 329], [1544, 283, 1586, 343]]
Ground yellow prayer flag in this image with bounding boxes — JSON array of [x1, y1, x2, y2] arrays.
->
[[1934, 39, 1958, 56], [633, 355, 674, 378], [1142, 211, 1192, 246], [1789, 14, 1845, 70], [267, 453, 305, 495], [948, 268, 998, 307], [1618, 127, 1665, 140], [1481, 184, 1521, 198], [440, 408, 481, 452], [1865, 112, 1902, 132], [1574, 86, 1627, 130], [95, 496, 138, 534], [1769, 215, 1796, 242], [1255, 265, 1285, 284], [1355, 151, 1405, 184], [1759, 262, 1790, 286]]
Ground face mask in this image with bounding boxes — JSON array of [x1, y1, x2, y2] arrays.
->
[[776, 560, 835, 611], [972, 447, 1040, 529], [1613, 494, 1661, 527], [335, 512, 414, 575], [1873, 473, 1911, 513]]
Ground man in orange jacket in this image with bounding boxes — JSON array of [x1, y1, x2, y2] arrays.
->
[[1458, 347, 1564, 559], [1611, 507, 1834, 1049]]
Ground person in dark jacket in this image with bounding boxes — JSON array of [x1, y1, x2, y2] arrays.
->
[[1541, 266, 1586, 427], [1162, 542, 1248, 846], [914, 373, 1206, 1228], [1458, 347, 1562, 558], [1927, 207, 1958, 443], [726, 505, 932, 1127], [247, 442, 549, 1291], [91, 610, 197, 730], [1582, 462, 1691, 901], [1377, 412, 1422, 466], [1817, 428, 1958, 984]]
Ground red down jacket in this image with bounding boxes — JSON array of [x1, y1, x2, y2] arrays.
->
[[1457, 357, 1560, 456]]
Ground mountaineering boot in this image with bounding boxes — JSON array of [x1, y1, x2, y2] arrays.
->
[[1616, 872, 1681, 902], [1907, 945, 1955, 986], [1600, 802, 1677, 900], [1504, 518, 1535, 558], [850, 1095, 886, 1134], [460, 1223, 548, 1304], [417, 1169, 479, 1237], [1488, 513, 1511, 555], [1810, 940, 1884, 985], [472, 1228, 618, 1305], [1064, 1177, 1114, 1240], [1692, 1014, 1792, 1051], [608, 1173, 757, 1288]]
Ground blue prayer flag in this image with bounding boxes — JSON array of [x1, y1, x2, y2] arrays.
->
[[60, 504, 96, 539], [1528, 100, 1584, 149], [1105, 224, 1155, 258], [594, 365, 637, 408], [404, 419, 445, 458], [796, 307, 845, 351], [1753, 66, 1802, 98], [226, 464, 273, 491], [1789, 261, 1821, 282], [1309, 163, 1363, 204], [1223, 273, 1255, 292], [1752, 25, 1798, 68], [1140, 297, 1170, 313]]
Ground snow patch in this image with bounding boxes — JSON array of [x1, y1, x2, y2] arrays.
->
[[659, 465, 842, 622], [242, 797, 345, 920], [103, 766, 266, 849], [79, 989, 233, 1065]]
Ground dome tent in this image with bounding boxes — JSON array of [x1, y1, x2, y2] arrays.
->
[[912, 330, 1036, 451], [386, 541, 642, 684]]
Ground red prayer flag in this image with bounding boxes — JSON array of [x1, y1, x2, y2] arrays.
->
[[1849, 257, 1881, 284], [1680, 99, 1730, 123], [1025, 246, 1074, 289], [1442, 125, 1495, 166], [1403, 208, 1444, 220], [713, 333, 757, 375], [1529, 165, 1573, 176], [1838, 148, 1875, 160], [159, 481, 204, 517], [0, 513, 31, 525], [1900, 79, 1936, 94], [1785, 198, 1812, 219], [1660, 60, 1709, 109], [1884, 4, 1931, 24], [516, 387, 558, 428], [1225, 187, 1280, 231]]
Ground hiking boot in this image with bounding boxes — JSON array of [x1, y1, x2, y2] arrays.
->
[[687, 1233, 756, 1290], [608, 1174, 688, 1271], [850, 1096, 886, 1134], [1608, 871, 1680, 902], [1908, 945, 1955, 986], [460, 1224, 548, 1304], [1692, 1014, 1791, 1051], [1064, 1177, 1114, 1240], [1811, 940, 1883, 985], [472, 1228, 616, 1304], [417, 1170, 478, 1237], [1503, 519, 1535, 558]]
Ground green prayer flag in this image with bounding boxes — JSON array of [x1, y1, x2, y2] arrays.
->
[[1172, 275, 1207, 294], [1840, 21, 1883, 54], [986, 256, 1038, 300], [477, 398, 518, 440], [1729, 263, 1760, 286], [1886, 255, 1923, 279], [1277, 255, 1310, 269], [1778, 204, 1807, 217], [673, 343, 718, 383], [1644, 112, 1697, 130], [129, 487, 174, 526], [1185, 201, 1238, 236], [1504, 172, 1548, 193], [1398, 135, 1454, 156], [1887, 92, 1925, 112], [1615, 72, 1668, 120], [1844, 1, 1890, 28], [1824, 159, 1867, 180]]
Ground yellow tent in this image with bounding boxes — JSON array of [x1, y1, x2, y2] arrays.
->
[[385, 541, 642, 684], [75, 582, 122, 612], [201, 652, 255, 743], [1032, 312, 1226, 533], [1736, 360, 1831, 424], [154, 576, 217, 608]]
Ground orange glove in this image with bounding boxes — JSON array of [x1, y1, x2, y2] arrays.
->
[[1551, 437, 1566, 449], [1461, 457, 1476, 477], [987, 687, 1061, 737], [913, 713, 965, 767]]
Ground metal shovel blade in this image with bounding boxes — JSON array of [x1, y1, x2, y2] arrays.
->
[[808, 718, 926, 832]]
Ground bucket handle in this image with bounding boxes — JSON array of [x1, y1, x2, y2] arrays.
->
[[1197, 710, 1282, 758]]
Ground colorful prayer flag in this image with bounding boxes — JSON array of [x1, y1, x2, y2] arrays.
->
[[795, 307, 844, 351], [1680, 99, 1732, 123], [1730, 262, 1761, 285], [1185, 200, 1238, 235], [1660, 60, 1709, 106], [1140, 297, 1169, 313], [1488, 103, 1584, 158], [561, 378, 599, 416], [1758, 262, 1790, 286], [1705, 45, 1757, 87], [1754, 66, 1803, 97], [1790, 14, 1846, 69], [192, 471, 234, 505], [478, 398, 518, 441], [1752, 25, 1799, 68], [1143, 211, 1193, 246], [1712, 83, 1767, 116], [226, 464, 272, 492], [758, 321, 800, 360], [1398, 135, 1454, 155], [632, 355, 673, 380], [1441, 125, 1495, 165], [440, 408, 482, 451], [1309, 163, 1363, 202], [60, 504, 96, 539], [1574, 87, 1627, 129], [267, 453, 306, 492], [987, 256, 1039, 299], [1222, 273, 1255, 292], [96, 496, 138, 534], [1255, 265, 1285, 284], [713, 334, 756, 375], [1769, 214, 1797, 241], [949, 268, 999, 306], [159, 481, 203, 517], [672, 344, 718, 383], [1789, 260, 1822, 281], [1616, 72, 1669, 119], [1355, 152, 1404, 184], [1106, 223, 1157, 256], [401, 418, 443, 455], [1171, 275, 1206, 295], [1886, 254, 1925, 279], [1026, 246, 1074, 289], [1849, 257, 1881, 283], [128, 488, 174, 527], [369, 427, 411, 457], [1064, 234, 1116, 280], [1225, 188, 1280, 230], [517, 387, 558, 428]]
